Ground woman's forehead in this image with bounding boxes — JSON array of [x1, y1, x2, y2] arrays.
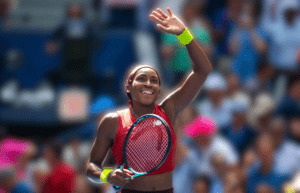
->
[[135, 68, 158, 77]]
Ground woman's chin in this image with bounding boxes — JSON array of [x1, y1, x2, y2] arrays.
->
[[139, 100, 156, 107]]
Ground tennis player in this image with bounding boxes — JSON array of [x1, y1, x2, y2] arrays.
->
[[86, 7, 212, 193]]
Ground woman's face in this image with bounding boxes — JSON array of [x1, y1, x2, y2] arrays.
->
[[128, 68, 160, 106]]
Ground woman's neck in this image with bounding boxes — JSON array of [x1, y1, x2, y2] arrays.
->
[[131, 104, 155, 118]]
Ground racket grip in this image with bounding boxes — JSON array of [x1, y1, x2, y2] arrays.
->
[[113, 177, 131, 191], [113, 185, 121, 191]]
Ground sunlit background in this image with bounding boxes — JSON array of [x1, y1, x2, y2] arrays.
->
[[0, 0, 300, 192]]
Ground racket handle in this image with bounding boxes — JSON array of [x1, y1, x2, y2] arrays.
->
[[113, 185, 121, 191], [113, 177, 131, 191]]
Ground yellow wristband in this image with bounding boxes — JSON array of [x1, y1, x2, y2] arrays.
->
[[177, 28, 194, 45], [100, 167, 113, 183]]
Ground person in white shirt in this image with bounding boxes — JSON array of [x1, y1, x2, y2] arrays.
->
[[269, 116, 300, 177], [196, 72, 235, 129], [266, 0, 300, 73]]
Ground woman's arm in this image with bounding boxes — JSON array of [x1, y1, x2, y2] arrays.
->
[[150, 8, 212, 123], [86, 113, 133, 186], [86, 113, 117, 183]]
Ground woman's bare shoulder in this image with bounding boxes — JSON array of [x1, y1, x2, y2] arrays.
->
[[97, 112, 119, 138]]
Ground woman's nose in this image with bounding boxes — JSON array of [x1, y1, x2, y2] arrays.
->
[[145, 79, 151, 86]]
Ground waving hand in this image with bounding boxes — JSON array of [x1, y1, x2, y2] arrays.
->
[[150, 8, 186, 36]]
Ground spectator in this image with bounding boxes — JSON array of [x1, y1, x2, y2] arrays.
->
[[41, 141, 77, 193], [160, 0, 213, 86], [0, 167, 32, 193], [265, 0, 300, 78], [289, 118, 300, 144], [225, 73, 241, 98], [224, 169, 245, 193], [62, 138, 92, 172], [264, 0, 300, 104], [0, 136, 36, 185], [268, 116, 300, 178], [45, 2, 101, 92], [174, 116, 239, 193], [275, 75, 300, 120], [221, 92, 257, 155], [193, 175, 211, 193], [241, 149, 257, 176], [212, 0, 242, 60], [228, 0, 268, 90], [259, 0, 279, 31], [210, 153, 228, 193], [247, 92, 275, 133], [247, 133, 290, 193], [196, 72, 235, 129]]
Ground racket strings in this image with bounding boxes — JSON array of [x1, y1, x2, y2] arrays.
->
[[126, 117, 169, 173]]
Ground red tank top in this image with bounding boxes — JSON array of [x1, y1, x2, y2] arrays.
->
[[111, 104, 177, 175]]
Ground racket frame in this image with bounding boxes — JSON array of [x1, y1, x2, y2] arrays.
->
[[113, 114, 172, 190]]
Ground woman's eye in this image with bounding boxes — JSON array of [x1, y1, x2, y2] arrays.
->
[[152, 79, 158, 83]]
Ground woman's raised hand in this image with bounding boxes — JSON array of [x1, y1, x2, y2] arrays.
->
[[150, 8, 186, 35]]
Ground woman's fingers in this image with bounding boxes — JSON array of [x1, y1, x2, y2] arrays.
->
[[156, 8, 168, 18], [121, 170, 134, 180], [167, 7, 173, 17], [123, 169, 134, 180], [109, 169, 133, 187], [123, 169, 134, 175], [151, 11, 165, 21], [150, 14, 167, 26]]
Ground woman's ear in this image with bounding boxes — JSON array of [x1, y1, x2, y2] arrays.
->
[[126, 85, 131, 94]]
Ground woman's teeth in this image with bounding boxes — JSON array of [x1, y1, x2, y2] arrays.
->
[[142, 91, 153, 95]]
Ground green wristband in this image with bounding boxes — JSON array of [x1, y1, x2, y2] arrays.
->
[[100, 167, 113, 183], [177, 28, 194, 45]]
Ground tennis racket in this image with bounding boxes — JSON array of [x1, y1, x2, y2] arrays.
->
[[113, 114, 172, 191]]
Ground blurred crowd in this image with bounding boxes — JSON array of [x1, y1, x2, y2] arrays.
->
[[0, 0, 300, 192]]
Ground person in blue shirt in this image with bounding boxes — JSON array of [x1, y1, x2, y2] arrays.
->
[[275, 75, 300, 120], [247, 133, 290, 193], [228, 0, 268, 89], [212, 0, 241, 59], [221, 96, 258, 155]]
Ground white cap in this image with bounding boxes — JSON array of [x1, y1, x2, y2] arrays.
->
[[247, 92, 275, 127], [203, 72, 227, 91], [232, 92, 252, 113]]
